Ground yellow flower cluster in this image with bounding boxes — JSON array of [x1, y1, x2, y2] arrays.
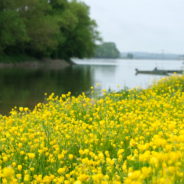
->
[[0, 75, 184, 183]]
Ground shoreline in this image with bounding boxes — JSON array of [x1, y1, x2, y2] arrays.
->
[[0, 58, 74, 70]]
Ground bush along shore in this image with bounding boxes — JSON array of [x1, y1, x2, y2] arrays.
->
[[0, 75, 184, 183]]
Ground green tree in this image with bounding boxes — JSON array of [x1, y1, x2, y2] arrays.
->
[[0, 1, 28, 54], [17, 0, 60, 57], [51, 0, 99, 60], [94, 42, 120, 58], [0, 0, 99, 60], [127, 53, 134, 59]]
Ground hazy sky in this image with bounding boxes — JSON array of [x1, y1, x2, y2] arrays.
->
[[82, 0, 184, 53]]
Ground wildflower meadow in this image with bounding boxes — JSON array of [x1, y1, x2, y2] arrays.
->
[[0, 75, 184, 184]]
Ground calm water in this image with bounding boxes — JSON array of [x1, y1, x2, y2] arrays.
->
[[0, 59, 183, 114]]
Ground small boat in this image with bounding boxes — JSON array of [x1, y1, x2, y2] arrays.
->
[[135, 67, 183, 75]]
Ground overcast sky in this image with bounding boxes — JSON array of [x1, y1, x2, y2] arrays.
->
[[81, 0, 184, 54]]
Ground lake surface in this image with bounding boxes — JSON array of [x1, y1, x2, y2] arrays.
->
[[0, 59, 183, 114]]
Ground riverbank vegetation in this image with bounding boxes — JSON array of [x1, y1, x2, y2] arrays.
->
[[0, 75, 184, 183], [0, 0, 99, 61]]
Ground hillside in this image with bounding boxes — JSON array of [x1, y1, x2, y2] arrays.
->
[[121, 52, 183, 60]]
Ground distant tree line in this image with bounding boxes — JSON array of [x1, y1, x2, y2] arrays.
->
[[0, 0, 99, 61], [127, 53, 134, 59], [94, 42, 120, 58]]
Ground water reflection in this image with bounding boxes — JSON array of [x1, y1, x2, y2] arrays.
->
[[0, 59, 183, 114], [0, 66, 94, 114]]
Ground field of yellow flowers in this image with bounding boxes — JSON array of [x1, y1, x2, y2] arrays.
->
[[0, 75, 184, 184]]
